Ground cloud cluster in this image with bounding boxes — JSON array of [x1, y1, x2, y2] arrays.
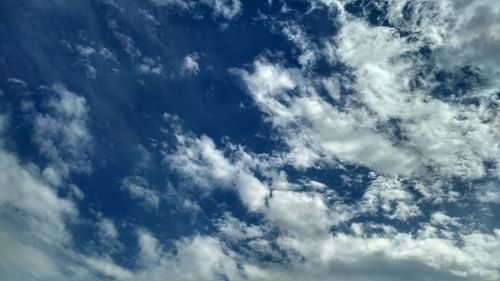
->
[[33, 84, 93, 183], [151, 0, 242, 20], [143, 1, 500, 279], [1, 1, 499, 281]]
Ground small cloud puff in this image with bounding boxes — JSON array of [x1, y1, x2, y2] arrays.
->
[[181, 53, 200, 75]]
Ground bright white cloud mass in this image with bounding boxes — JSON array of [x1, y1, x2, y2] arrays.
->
[[0, 0, 499, 281]]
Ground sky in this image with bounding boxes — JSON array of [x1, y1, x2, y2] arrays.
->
[[0, 0, 500, 280]]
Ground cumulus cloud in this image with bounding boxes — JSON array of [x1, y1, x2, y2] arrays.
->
[[360, 175, 421, 221], [0, 116, 86, 281], [202, 0, 242, 19], [163, 114, 269, 212], [181, 53, 200, 75], [33, 84, 93, 181], [332, 17, 499, 179], [236, 59, 420, 174], [2, 1, 500, 281], [137, 56, 163, 75]]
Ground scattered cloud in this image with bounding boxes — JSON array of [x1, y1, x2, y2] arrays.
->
[[33, 83, 93, 180], [181, 53, 200, 75], [2, 1, 500, 281], [150, 0, 242, 20], [122, 177, 160, 210]]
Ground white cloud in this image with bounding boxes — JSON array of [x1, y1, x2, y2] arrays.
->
[[136, 229, 162, 263], [132, 233, 243, 281], [0, 232, 69, 281], [3, 2, 499, 281], [238, 2, 500, 181], [122, 177, 160, 210], [360, 176, 421, 221], [151, 0, 242, 20], [181, 53, 200, 75], [281, 23, 319, 67], [217, 213, 264, 242], [33, 83, 92, 180], [237, 59, 420, 175], [0, 148, 77, 245], [379, 0, 500, 85], [84, 256, 133, 280], [97, 218, 119, 240], [216, 4, 500, 279], [475, 182, 500, 204], [202, 0, 242, 19], [266, 190, 333, 238], [334, 11, 499, 180], [163, 115, 270, 212], [139, 8, 161, 26], [266, 229, 500, 281], [6, 77, 28, 88], [75, 45, 96, 57], [150, 0, 191, 10], [137, 56, 163, 75], [0, 120, 91, 280]]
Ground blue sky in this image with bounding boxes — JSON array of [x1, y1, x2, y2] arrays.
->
[[1, 0, 500, 280]]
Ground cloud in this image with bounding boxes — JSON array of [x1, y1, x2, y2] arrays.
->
[[33, 83, 93, 181], [475, 182, 500, 204], [84, 256, 133, 280], [236, 59, 419, 175], [2, 1, 499, 281], [97, 218, 119, 240], [122, 177, 160, 210], [137, 57, 163, 75], [181, 53, 200, 75], [202, 0, 242, 19], [332, 15, 499, 179], [237, 1, 500, 181], [359, 175, 421, 221], [0, 117, 87, 280], [151, 0, 242, 20], [0, 147, 77, 244], [266, 189, 333, 238], [281, 22, 320, 67], [132, 232, 243, 281], [163, 114, 269, 212]]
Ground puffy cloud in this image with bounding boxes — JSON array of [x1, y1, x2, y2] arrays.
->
[[217, 213, 264, 242], [266, 190, 333, 237], [163, 114, 269, 212], [475, 182, 500, 204], [137, 56, 163, 75], [132, 233, 243, 281], [33, 84, 92, 180], [237, 59, 419, 174], [0, 114, 76, 244], [219, 3, 500, 279], [266, 229, 500, 281], [333, 16, 499, 179], [360, 176, 421, 221], [0, 118, 89, 281], [2, 1, 499, 281], [97, 218, 119, 240], [238, 1, 500, 181], [202, 0, 242, 19], [181, 53, 200, 75]]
